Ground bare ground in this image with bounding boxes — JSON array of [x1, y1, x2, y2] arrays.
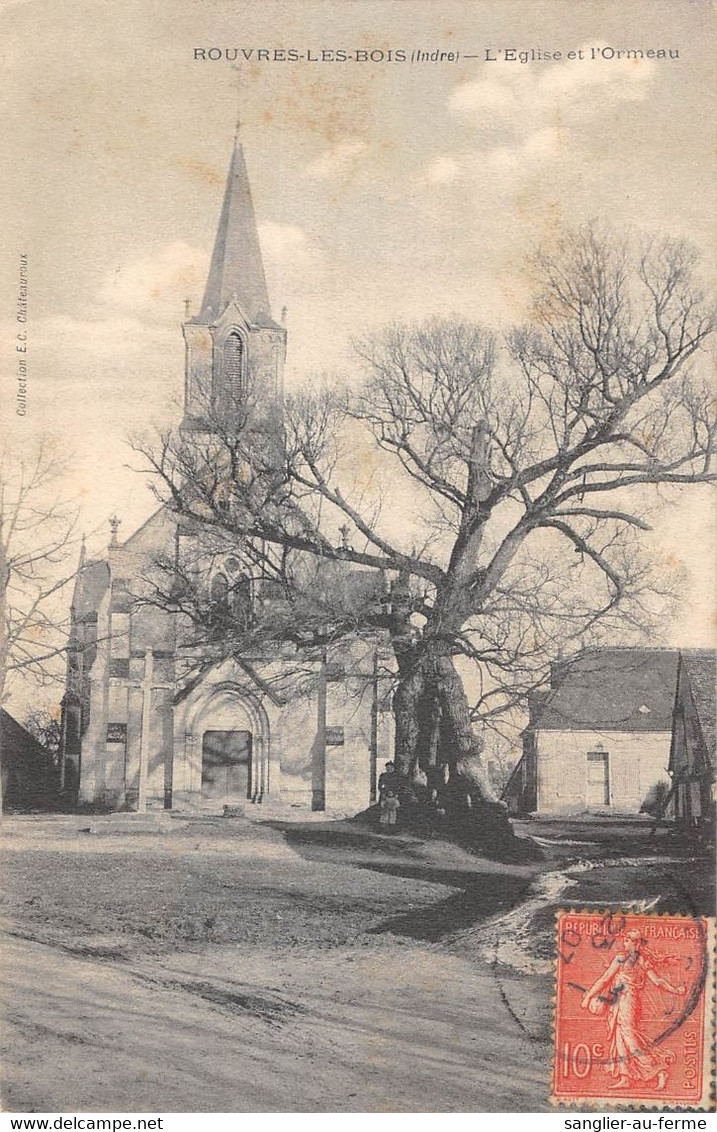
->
[[0, 811, 711, 1112]]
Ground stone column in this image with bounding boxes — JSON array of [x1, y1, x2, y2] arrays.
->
[[137, 648, 154, 812]]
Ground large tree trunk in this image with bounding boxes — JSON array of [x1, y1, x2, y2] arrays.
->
[[430, 652, 497, 801], [388, 639, 523, 854], [385, 566, 524, 854], [391, 661, 424, 779]]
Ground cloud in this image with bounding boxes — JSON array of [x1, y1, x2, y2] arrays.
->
[[451, 75, 523, 120], [441, 43, 656, 178], [97, 241, 209, 320], [0, 244, 207, 384], [452, 43, 655, 128], [41, 315, 176, 361], [0, 243, 207, 424], [258, 222, 315, 265], [258, 221, 325, 310], [0, 315, 172, 385], [425, 155, 461, 185], [538, 48, 656, 102], [0, 230, 321, 399], [483, 125, 563, 174], [306, 139, 366, 179]]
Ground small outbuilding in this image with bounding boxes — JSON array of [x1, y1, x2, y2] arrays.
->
[[0, 709, 58, 810], [667, 650, 716, 832], [504, 648, 678, 816]]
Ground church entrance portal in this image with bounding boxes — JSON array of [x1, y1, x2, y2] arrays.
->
[[201, 730, 252, 802]]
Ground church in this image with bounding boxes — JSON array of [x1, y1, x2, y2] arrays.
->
[[59, 131, 395, 814]]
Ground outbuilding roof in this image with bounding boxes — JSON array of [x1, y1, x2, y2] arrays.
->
[[529, 647, 680, 733], [0, 710, 54, 770], [0, 710, 57, 808]]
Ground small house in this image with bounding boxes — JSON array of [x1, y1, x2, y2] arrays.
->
[[504, 648, 678, 816]]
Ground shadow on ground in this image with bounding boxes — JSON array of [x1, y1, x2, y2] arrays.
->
[[269, 819, 535, 942], [362, 866, 532, 941], [267, 819, 425, 861]]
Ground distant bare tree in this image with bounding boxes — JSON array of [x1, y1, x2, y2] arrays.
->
[[132, 226, 715, 845], [22, 707, 62, 764], [0, 440, 80, 709], [481, 731, 523, 798]]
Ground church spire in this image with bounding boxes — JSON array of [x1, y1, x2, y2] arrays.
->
[[182, 120, 286, 431], [198, 132, 271, 324]]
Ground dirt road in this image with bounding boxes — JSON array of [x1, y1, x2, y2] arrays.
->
[[0, 812, 708, 1112], [2, 933, 550, 1112]]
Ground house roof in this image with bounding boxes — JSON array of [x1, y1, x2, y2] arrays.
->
[[680, 650, 716, 766], [0, 710, 54, 770], [530, 647, 680, 733]]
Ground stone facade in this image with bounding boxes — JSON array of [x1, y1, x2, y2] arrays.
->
[[60, 132, 395, 814], [63, 578, 392, 813]]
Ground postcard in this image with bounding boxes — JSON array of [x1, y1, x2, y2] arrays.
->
[[1, 0, 714, 1116]]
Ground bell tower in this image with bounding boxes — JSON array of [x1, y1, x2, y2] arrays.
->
[[181, 127, 287, 431]]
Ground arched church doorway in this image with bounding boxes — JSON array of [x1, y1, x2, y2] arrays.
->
[[201, 730, 252, 802], [177, 679, 271, 807]]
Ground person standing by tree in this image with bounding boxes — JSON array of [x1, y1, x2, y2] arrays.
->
[[377, 760, 400, 829]]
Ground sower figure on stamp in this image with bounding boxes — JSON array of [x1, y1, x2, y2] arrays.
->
[[580, 929, 686, 1091]]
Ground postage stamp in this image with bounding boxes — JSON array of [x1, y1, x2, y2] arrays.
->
[[552, 911, 714, 1109]]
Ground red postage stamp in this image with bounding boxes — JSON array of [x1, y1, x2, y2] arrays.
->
[[552, 911, 714, 1108]]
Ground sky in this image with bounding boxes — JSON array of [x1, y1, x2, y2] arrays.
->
[[1, 0, 715, 693]]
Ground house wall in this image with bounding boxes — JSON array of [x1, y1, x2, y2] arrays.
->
[[505, 738, 538, 814], [536, 729, 672, 815]]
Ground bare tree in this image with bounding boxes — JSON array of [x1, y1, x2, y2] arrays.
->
[[22, 707, 62, 764], [0, 440, 80, 708], [132, 226, 715, 842]]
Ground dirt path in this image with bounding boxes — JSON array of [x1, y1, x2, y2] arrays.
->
[[1, 812, 708, 1112], [0, 814, 556, 1112], [2, 933, 551, 1112]]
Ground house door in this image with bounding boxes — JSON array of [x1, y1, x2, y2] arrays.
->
[[201, 730, 252, 801], [586, 750, 610, 807]]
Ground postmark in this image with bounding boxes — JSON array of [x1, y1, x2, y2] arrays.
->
[[552, 911, 714, 1109]]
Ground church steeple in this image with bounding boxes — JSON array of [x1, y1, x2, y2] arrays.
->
[[181, 129, 286, 431], [199, 131, 271, 324]]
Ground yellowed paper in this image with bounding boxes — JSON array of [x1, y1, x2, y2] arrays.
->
[[1, 0, 714, 1115]]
